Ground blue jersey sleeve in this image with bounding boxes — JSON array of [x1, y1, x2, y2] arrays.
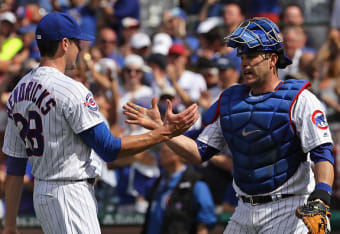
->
[[310, 143, 334, 164], [79, 122, 121, 162], [193, 181, 217, 229], [195, 140, 220, 162]]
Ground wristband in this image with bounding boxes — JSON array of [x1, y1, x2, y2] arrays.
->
[[315, 182, 332, 195]]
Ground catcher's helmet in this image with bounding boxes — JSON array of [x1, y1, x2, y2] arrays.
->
[[225, 17, 292, 69]]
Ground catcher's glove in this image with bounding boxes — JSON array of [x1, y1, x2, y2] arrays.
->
[[296, 199, 331, 234]]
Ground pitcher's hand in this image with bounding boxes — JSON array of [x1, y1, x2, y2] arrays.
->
[[123, 97, 163, 130]]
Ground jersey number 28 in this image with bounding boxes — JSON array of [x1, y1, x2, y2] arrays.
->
[[13, 111, 44, 157]]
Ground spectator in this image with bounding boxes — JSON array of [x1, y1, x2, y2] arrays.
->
[[279, 25, 313, 80], [195, 57, 219, 109], [167, 43, 207, 109], [65, 0, 101, 39], [196, 17, 224, 59], [81, 47, 120, 126], [8, 24, 39, 76], [118, 54, 153, 133], [290, 0, 331, 50], [331, 0, 340, 30], [97, 27, 124, 69], [0, 12, 23, 74], [222, 3, 245, 36], [151, 32, 173, 56], [112, 54, 160, 213], [313, 29, 340, 209], [199, 0, 225, 22], [216, 55, 240, 92], [112, 148, 160, 214], [162, 7, 199, 54], [141, 143, 216, 234], [118, 17, 140, 57], [280, 3, 304, 27], [51, 0, 83, 12], [112, 0, 140, 33], [16, 1, 43, 26], [291, 52, 318, 87], [245, 0, 280, 24], [147, 53, 172, 97], [130, 32, 152, 59]]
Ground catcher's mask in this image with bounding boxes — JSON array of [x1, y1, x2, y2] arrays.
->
[[225, 17, 292, 69]]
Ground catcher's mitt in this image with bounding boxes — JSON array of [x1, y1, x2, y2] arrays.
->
[[296, 199, 331, 234]]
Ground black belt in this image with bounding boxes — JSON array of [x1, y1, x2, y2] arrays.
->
[[75, 178, 96, 185], [36, 178, 95, 185], [86, 178, 96, 185], [241, 194, 294, 206]]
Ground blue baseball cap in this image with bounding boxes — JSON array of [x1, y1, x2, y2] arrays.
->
[[216, 56, 238, 70], [36, 12, 94, 41], [17, 24, 36, 35]]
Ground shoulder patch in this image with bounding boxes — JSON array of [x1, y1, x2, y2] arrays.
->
[[311, 110, 328, 130], [83, 93, 98, 111]]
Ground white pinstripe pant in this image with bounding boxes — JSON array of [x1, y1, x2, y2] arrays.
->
[[223, 195, 310, 234], [33, 180, 101, 234]]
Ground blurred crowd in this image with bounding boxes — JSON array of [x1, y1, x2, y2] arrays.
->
[[0, 0, 339, 227]]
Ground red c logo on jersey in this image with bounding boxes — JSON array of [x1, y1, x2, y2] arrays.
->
[[84, 93, 98, 111], [312, 110, 328, 130]]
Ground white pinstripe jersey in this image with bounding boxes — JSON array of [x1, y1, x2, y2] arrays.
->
[[198, 89, 333, 196], [2, 66, 104, 180]]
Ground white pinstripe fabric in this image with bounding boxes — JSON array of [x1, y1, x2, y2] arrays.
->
[[223, 195, 309, 234], [34, 180, 100, 234]]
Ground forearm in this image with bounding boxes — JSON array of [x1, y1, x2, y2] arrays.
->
[[314, 161, 334, 187], [199, 2, 210, 22], [4, 175, 24, 229], [109, 81, 120, 125], [172, 82, 194, 106], [91, 69, 112, 90], [166, 135, 202, 165], [118, 127, 170, 158], [107, 154, 136, 169]]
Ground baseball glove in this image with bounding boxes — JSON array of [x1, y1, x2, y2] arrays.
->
[[296, 199, 331, 234]]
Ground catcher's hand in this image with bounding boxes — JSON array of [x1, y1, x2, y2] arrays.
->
[[296, 199, 331, 234]]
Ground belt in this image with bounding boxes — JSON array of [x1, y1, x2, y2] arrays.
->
[[241, 194, 294, 206], [86, 178, 96, 185], [74, 178, 95, 185], [36, 178, 96, 185]]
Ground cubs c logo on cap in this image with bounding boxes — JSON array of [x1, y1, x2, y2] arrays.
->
[[84, 93, 98, 111], [312, 110, 328, 130]]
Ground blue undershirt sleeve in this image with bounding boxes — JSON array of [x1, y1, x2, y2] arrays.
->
[[78, 122, 121, 162], [310, 143, 334, 164], [195, 140, 220, 162], [6, 156, 28, 176]]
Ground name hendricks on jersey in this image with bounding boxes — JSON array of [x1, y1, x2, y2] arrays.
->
[[7, 81, 56, 118]]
